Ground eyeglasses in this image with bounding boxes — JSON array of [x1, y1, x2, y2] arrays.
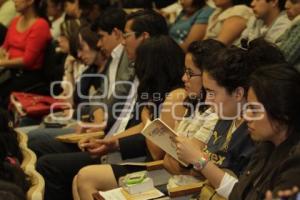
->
[[123, 31, 136, 39], [184, 68, 202, 79]]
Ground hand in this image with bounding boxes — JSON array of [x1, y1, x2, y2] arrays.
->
[[265, 187, 299, 200], [0, 48, 8, 60], [75, 122, 103, 134], [163, 154, 191, 175], [175, 136, 204, 165], [79, 138, 119, 157]]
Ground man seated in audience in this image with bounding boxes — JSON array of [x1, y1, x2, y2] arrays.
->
[[28, 10, 169, 200], [28, 8, 131, 155], [276, 0, 300, 72], [241, 0, 290, 45]]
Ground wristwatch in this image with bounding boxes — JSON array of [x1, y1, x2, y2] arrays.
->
[[193, 154, 209, 171]]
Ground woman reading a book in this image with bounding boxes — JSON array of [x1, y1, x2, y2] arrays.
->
[[175, 64, 300, 200], [72, 35, 188, 200], [163, 39, 224, 178]]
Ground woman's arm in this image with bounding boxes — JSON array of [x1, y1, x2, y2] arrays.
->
[[175, 136, 227, 188], [216, 16, 247, 45], [0, 57, 23, 68], [180, 24, 207, 52]]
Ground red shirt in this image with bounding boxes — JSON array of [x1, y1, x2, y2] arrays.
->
[[2, 16, 51, 70]]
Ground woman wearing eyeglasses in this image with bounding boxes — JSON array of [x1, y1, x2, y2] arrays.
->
[[163, 39, 224, 187]]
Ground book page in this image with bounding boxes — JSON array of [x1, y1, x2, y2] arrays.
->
[[142, 119, 188, 166], [98, 187, 164, 200]]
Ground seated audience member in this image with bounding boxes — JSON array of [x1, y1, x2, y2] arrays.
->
[[56, 19, 88, 106], [276, 0, 300, 72], [240, 0, 290, 45], [72, 35, 187, 200], [87, 0, 111, 24], [165, 46, 256, 198], [27, 9, 130, 200], [0, 0, 51, 106], [177, 65, 300, 200], [174, 41, 290, 199], [163, 39, 225, 179], [169, 0, 214, 51], [27, 10, 169, 200], [0, 0, 16, 27], [204, 0, 253, 45], [64, 0, 104, 23], [46, 0, 66, 40]]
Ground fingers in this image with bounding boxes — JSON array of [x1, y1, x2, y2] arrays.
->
[[78, 137, 91, 151], [79, 139, 102, 151], [265, 190, 273, 200], [266, 187, 300, 200], [278, 186, 299, 197], [87, 146, 106, 156]]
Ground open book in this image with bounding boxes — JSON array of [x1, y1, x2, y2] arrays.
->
[[141, 119, 188, 167]]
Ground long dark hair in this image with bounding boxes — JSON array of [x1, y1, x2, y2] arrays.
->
[[185, 39, 225, 113], [60, 19, 83, 58], [33, 0, 49, 22], [250, 65, 300, 137], [0, 109, 22, 162], [135, 35, 184, 117]]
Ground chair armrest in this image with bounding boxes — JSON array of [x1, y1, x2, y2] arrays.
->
[[145, 160, 164, 171], [168, 182, 204, 198]]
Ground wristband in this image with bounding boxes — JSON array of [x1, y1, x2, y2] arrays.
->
[[193, 154, 209, 171]]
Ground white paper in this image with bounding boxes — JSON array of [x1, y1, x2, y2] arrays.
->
[[141, 119, 188, 166], [99, 188, 126, 200], [98, 188, 164, 200]]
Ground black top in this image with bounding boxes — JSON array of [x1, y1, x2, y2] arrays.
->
[[229, 131, 300, 200]]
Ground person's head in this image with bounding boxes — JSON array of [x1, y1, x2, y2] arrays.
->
[[64, 0, 79, 17], [180, 0, 206, 14], [245, 37, 286, 66], [77, 25, 100, 65], [64, 0, 93, 19], [93, 8, 126, 56], [203, 46, 252, 119], [183, 39, 225, 98], [135, 35, 184, 106], [213, 0, 251, 9], [250, 0, 285, 20], [88, 0, 111, 23], [46, 0, 64, 20], [13, 0, 46, 18], [0, 0, 6, 6], [122, 10, 168, 60], [58, 19, 82, 56], [285, 0, 300, 20], [246, 65, 300, 145]]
